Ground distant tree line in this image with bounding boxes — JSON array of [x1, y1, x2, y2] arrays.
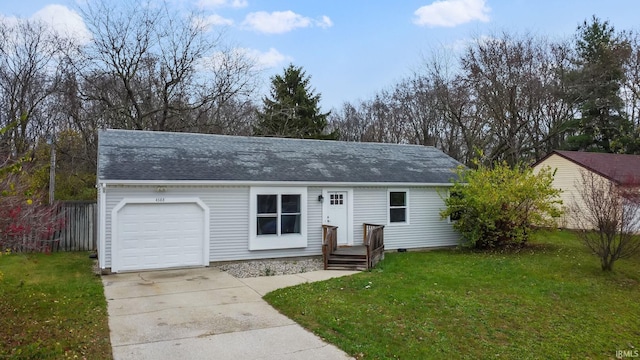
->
[[0, 1, 260, 200], [1, 7, 639, 201], [329, 17, 640, 167]]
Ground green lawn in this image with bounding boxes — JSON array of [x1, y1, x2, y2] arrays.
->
[[265, 231, 640, 360], [0, 252, 112, 359]]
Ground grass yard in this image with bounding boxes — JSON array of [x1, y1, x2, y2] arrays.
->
[[265, 231, 640, 360], [0, 252, 112, 359]]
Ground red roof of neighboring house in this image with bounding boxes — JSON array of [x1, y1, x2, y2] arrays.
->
[[537, 150, 640, 186]]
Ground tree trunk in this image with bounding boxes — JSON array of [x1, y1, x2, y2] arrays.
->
[[601, 257, 614, 271]]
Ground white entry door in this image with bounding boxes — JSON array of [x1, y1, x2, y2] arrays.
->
[[325, 191, 349, 245]]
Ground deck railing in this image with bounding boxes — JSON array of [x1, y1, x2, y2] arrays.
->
[[322, 225, 338, 270], [363, 223, 385, 269]]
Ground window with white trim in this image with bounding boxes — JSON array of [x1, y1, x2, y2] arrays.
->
[[389, 190, 408, 224], [256, 194, 301, 235], [250, 187, 307, 250]]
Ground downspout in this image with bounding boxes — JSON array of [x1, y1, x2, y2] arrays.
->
[[98, 183, 107, 272]]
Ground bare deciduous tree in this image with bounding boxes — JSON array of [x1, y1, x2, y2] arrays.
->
[[0, 19, 67, 156], [461, 32, 573, 166], [327, 102, 370, 142], [622, 30, 640, 134], [570, 170, 640, 271], [0, 136, 64, 252], [77, 0, 258, 133], [329, 32, 575, 168]]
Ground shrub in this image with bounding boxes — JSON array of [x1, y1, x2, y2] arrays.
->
[[0, 171, 64, 252], [1, 120, 64, 252], [441, 161, 563, 249], [570, 169, 640, 271]]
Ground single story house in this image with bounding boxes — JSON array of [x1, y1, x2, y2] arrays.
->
[[533, 150, 640, 229], [97, 129, 462, 273]]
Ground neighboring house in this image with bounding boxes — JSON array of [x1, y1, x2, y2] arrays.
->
[[532, 150, 640, 229], [97, 129, 462, 273]]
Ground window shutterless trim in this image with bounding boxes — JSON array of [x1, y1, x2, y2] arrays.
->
[[387, 189, 410, 226], [249, 187, 307, 250]]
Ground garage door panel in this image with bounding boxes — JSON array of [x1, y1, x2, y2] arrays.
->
[[116, 202, 205, 272]]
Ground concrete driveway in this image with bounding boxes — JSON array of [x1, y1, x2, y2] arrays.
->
[[102, 267, 357, 360]]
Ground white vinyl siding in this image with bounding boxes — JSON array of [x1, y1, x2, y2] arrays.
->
[[353, 188, 387, 244], [99, 184, 459, 271], [307, 187, 324, 250], [388, 187, 460, 249], [101, 185, 325, 270], [354, 187, 459, 249], [208, 187, 251, 261]]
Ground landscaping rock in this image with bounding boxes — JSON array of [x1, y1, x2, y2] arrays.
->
[[218, 258, 324, 278]]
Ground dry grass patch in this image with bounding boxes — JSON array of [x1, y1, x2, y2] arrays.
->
[[0, 252, 112, 359]]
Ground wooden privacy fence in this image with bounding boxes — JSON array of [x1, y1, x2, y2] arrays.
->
[[54, 201, 97, 252], [1, 200, 97, 253]]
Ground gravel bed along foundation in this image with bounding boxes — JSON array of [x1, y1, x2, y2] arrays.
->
[[218, 258, 324, 278]]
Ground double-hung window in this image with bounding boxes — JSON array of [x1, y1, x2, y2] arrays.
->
[[256, 194, 301, 235], [389, 190, 409, 224], [250, 187, 307, 250]]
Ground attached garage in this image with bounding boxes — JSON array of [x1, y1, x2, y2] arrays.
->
[[111, 199, 209, 272]]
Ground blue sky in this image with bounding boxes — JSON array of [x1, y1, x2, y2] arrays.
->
[[2, 0, 639, 110]]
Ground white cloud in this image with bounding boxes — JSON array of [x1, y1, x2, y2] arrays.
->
[[197, 0, 248, 9], [413, 0, 490, 27], [242, 11, 333, 34], [318, 15, 333, 29], [32, 4, 91, 44], [243, 11, 308, 34], [245, 47, 291, 69], [193, 14, 234, 31]]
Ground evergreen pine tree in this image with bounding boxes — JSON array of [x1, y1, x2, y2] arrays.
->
[[254, 64, 338, 139], [564, 16, 634, 153]]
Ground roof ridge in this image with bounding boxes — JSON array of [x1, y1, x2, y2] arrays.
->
[[101, 129, 436, 149]]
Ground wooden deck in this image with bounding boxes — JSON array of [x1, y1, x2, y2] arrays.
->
[[333, 245, 366, 256]]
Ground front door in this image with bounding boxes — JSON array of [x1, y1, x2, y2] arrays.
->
[[325, 191, 349, 245]]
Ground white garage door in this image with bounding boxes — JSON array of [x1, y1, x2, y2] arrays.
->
[[116, 203, 206, 272]]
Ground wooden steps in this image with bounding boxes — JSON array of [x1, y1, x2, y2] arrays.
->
[[326, 246, 368, 270], [322, 224, 384, 271]]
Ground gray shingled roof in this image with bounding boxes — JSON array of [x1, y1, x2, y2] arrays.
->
[[97, 129, 462, 183]]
